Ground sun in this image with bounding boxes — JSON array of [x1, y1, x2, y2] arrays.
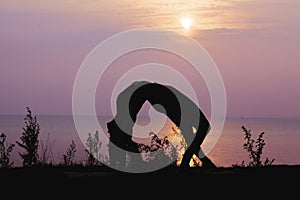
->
[[181, 17, 192, 30]]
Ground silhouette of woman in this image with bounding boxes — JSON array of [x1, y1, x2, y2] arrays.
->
[[107, 81, 216, 169]]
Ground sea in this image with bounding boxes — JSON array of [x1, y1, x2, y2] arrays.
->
[[0, 115, 299, 168]]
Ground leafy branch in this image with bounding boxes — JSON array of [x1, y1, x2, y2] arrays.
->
[[234, 126, 275, 167]]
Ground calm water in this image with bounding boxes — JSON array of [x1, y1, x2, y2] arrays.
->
[[0, 115, 299, 167]]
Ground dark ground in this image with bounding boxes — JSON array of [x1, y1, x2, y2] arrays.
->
[[1, 164, 299, 183], [1, 164, 299, 197]]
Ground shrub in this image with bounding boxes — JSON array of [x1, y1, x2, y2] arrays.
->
[[234, 125, 275, 167], [16, 107, 40, 167], [84, 130, 102, 166], [0, 133, 15, 168], [61, 140, 77, 166], [138, 132, 177, 166]]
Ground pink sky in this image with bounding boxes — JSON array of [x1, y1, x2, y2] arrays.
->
[[0, 0, 300, 118]]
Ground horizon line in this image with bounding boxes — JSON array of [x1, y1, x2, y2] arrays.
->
[[0, 114, 300, 120]]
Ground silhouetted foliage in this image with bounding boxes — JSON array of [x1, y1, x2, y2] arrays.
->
[[61, 140, 77, 166], [16, 107, 40, 167], [84, 130, 102, 166], [233, 126, 275, 167], [0, 133, 15, 168], [138, 132, 177, 166], [38, 133, 55, 165]]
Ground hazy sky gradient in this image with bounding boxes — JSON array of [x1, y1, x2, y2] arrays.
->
[[1, 0, 299, 118]]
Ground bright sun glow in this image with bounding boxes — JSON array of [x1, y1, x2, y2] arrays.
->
[[181, 17, 192, 30]]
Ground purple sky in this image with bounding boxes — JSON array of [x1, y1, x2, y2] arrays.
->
[[1, 0, 300, 118]]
